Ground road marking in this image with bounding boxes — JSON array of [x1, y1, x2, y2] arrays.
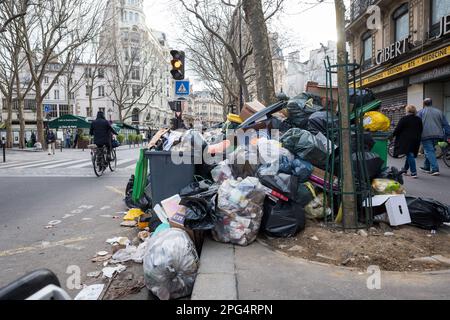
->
[[47, 220, 62, 226], [41, 159, 88, 168], [100, 214, 113, 218], [71, 209, 83, 214], [0, 159, 53, 169], [106, 186, 125, 196], [0, 160, 20, 166], [115, 158, 135, 167], [0, 236, 92, 257], [17, 159, 72, 169], [79, 205, 94, 210], [82, 218, 93, 221], [124, 163, 136, 169], [68, 160, 94, 168], [100, 206, 111, 210], [62, 214, 74, 219]]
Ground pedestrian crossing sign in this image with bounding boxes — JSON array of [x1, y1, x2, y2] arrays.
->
[[175, 80, 190, 96]]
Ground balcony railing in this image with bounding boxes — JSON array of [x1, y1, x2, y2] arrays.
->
[[347, 0, 378, 25]]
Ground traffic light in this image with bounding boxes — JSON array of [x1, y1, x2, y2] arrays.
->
[[170, 50, 185, 80]]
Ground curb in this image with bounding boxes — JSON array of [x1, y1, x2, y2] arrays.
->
[[191, 237, 238, 300]]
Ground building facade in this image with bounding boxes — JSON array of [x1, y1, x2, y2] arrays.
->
[[284, 41, 338, 98], [346, 0, 450, 124], [184, 91, 225, 128]]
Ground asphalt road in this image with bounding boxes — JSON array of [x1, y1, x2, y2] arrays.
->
[[0, 175, 149, 299]]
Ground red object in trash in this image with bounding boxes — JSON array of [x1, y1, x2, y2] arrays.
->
[[261, 186, 289, 202]]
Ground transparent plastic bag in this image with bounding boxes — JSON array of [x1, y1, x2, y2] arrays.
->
[[143, 228, 199, 300], [212, 177, 266, 246], [371, 178, 404, 195], [211, 160, 234, 183]]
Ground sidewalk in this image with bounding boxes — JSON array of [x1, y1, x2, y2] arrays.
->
[[192, 237, 450, 300]]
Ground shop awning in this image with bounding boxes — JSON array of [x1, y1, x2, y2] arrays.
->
[[48, 114, 91, 129], [113, 122, 139, 133]]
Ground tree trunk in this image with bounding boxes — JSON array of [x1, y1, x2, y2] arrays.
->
[[18, 98, 25, 149], [242, 0, 276, 106], [335, 0, 356, 228], [5, 100, 13, 148], [36, 96, 45, 146]]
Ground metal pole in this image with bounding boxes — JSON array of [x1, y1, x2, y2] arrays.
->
[[2, 140, 5, 162]]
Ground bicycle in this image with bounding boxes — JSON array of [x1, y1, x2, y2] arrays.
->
[[90, 144, 117, 177], [387, 137, 405, 158], [440, 139, 450, 168]]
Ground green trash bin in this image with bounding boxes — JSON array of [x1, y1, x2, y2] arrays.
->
[[371, 131, 390, 168]]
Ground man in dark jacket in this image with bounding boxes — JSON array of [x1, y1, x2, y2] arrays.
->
[[89, 111, 118, 160], [417, 98, 450, 176]]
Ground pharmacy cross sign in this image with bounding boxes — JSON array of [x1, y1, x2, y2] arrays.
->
[[175, 80, 190, 96]]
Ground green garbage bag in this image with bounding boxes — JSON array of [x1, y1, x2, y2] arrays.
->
[[280, 128, 328, 169]]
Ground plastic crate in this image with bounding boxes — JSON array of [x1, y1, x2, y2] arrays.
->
[[145, 150, 195, 205]]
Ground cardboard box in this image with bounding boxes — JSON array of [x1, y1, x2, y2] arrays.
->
[[310, 166, 338, 187], [239, 100, 266, 121], [363, 194, 411, 226]]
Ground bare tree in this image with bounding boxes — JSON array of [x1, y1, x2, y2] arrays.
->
[[103, 38, 163, 123], [243, 0, 276, 105], [16, 0, 107, 145], [0, 0, 29, 33]]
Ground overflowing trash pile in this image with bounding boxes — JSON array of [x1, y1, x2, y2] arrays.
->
[[119, 91, 450, 300]]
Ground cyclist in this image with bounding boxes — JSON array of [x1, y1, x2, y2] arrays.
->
[[89, 111, 118, 168]]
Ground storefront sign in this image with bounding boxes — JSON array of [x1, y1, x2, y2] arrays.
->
[[376, 38, 409, 65], [436, 14, 450, 39], [357, 45, 450, 87], [409, 65, 450, 84]]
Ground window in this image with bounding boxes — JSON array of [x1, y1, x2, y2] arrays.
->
[[393, 3, 409, 42], [130, 48, 140, 61], [98, 68, 105, 78], [98, 86, 105, 97], [69, 92, 75, 100], [54, 90, 60, 100], [132, 85, 141, 97], [86, 107, 92, 117], [131, 67, 140, 80], [99, 107, 105, 114], [86, 86, 92, 96], [44, 76, 49, 84], [362, 32, 373, 67], [54, 78, 59, 84], [430, 0, 450, 37], [47, 104, 58, 118], [85, 67, 93, 78], [123, 48, 129, 61], [132, 108, 139, 123], [129, 12, 133, 22], [135, 13, 139, 23], [59, 104, 72, 116]]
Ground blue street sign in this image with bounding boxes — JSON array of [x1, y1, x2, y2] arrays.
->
[[175, 80, 190, 96]]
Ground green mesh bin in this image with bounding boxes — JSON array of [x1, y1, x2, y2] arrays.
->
[[371, 132, 390, 168]]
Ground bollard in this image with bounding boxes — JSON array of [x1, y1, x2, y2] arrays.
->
[[2, 142, 5, 163]]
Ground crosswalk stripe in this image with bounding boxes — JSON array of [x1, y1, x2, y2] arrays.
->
[[0, 160, 20, 166], [18, 159, 73, 168], [115, 159, 135, 167], [124, 163, 136, 169], [41, 159, 89, 169], [0, 159, 54, 169], [68, 159, 94, 168]]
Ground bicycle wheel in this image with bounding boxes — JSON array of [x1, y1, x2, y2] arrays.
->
[[109, 148, 117, 171], [92, 150, 104, 177], [443, 149, 450, 168], [387, 139, 405, 158]]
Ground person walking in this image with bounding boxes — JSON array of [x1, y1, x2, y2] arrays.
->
[[73, 131, 79, 149], [47, 130, 56, 155], [31, 131, 36, 147], [417, 98, 450, 176], [65, 130, 71, 148], [392, 105, 423, 178]]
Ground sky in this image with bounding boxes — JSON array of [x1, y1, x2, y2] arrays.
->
[[142, 0, 340, 88]]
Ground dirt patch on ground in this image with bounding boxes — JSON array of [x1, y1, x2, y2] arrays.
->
[[261, 220, 450, 272]]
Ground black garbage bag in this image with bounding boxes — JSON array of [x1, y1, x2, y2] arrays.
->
[[280, 128, 328, 169], [349, 88, 376, 106], [180, 196, 217, 230], [377, 166, 404, 185], [286, 95, 323, 129], [257, 166, 298, 198], [293, 182, 316, 207], [352, 151, 384, 181], [406, 197, 450, 230], [302, 92, 324, 106], [180, 179, 214, 197], [261, 198, 306, 237], [278, 156, 313, 182], [307, 111, 338, 136], [350, 131, 375, 152]]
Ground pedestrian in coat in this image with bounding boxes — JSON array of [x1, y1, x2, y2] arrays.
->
[[417, 98, 450, 176], [392, 105, 423, 178], [47, 130, 56, 155]]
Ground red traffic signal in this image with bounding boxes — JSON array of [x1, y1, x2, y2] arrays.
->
[[170, 50, 185, 80]]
